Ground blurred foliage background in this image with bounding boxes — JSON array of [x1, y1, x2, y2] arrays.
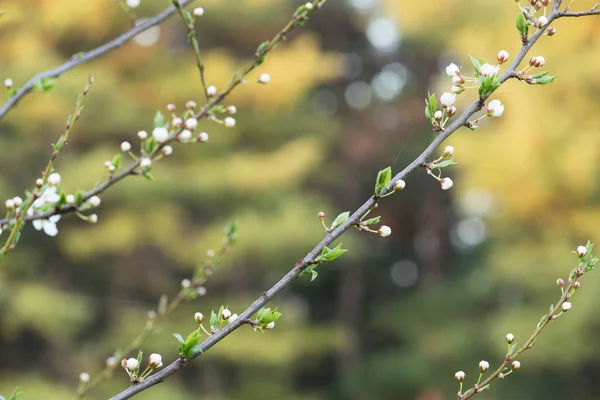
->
[[1, 0, 600, 399]]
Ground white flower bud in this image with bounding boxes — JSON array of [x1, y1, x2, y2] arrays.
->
[[5, 199, 14, 209], [167, 104, 176, 113], [36, 179, 43, 188], [434, 110, 443, 120], [48, 173, 61, 186], [378, 225, 392, 237], [172, 117, 183, 128], [152, 127, 169, 143], [79, 372, 90, 383], [511, 360, 521, 370], [108, 165, 116, 172], [497, 50, 509, 64], [4, 78, 13, 88], [206, 85, 217, 96], [440, 177, 453, 190], [446, 106, 457, 117], [229, 313, 239, 323], [225, 105, 237, 114], [126, 0, 140, 8], [89, 214, 98, 223], [194, 312, 204, 324], [451, 85, 464, 94], [446, 63, 460, 77], [537, 16, 548, 27], [148, 353, 162, 369], [140, 157, 152, 168], [181, 279, 191, 288], [162, 145, 173, 156], [121, 141, 131, 152], [125, 358, 139, 370], [178, 129, 192, 141], [186, 101, 197, 110], [442, 145, 454, 158], [305, 2, 314, 10], [137, 130, 148, 140], [561, 301, 572, 312], [65, 194, 76, 204], [455, 371, 465, 382], [576, 246, 587, 257], [480, 63, 499, 77], [546, 26, 556, 36], [258, 73, 271, 84], [107, 357, 118, 368], [221, 309, 232, 320], [394, 180, 405, 191], [265, 321, 275, 330], [196, 286, 207, 296], [224, 117, 236, 128], [479, 360, 489, 373], [207, 249, 216, 257], [486, 99, 504, 117], [185, 118, 198, 130], [506, 333, 515, 343], [104, 161, 113, 169], [193, 7, 204, 17], [533, 56, 545, 67], [440, 92, 456, 107], [197, 132, 209, 142], [89, 196, 101, 207]]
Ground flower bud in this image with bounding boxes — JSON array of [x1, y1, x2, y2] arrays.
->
[[186, 101, 197, 110], [152, 127, 169, 143], [537, 16, 548, 28], [394, 180, 406, 191], [107, 357, 118, 368], [48, 173, 61, 186], [455, 371, 465, 382], [172, 117, 183, 128], [534, 1, 542, 10], [479, 360, 489, 373], [511, 361, 520, 371], [573, 281, 581, 289], [178, 129, 192, 142], [197, 132, 209, 142], [265, 321, 275, 330], [561, 301, 571, 312], [196, 286, 207, 296], [445, 63, 460, 77], [225, 105, 237, 114], [193, 7, 204, 17], [137, 130, 148, 140], [378, 225, 392, 237], [185, 118, 198, 130], [576, 246, 587, 257], [440, 92, 456, 107], [318, 211, 325, 220], [451, 85, 465, 94], [167, 104, 176, 112], [305, 2, 314, 10], [126, 0, 140, 8], [206, 85, 217, 96], [224, 117, 236, 127], [440, 177, 453, 190], [446, 106, 456, 117], [506, 333, 515, 344], [89, 196, 101, 207], [229, 313, 239, 323], [451, 75, 465, 85], [121, 141, 131, 152], [546, 26, 556, 36], [222, 309, 232, 319], [497, 50, 509, 64], [533, 56, 545, 67], [12, 196, 22, 206], [140, 158, 152, 168], [258, 73, 271, 84], [4, 78, 13, 88], [434, 110, 443, 120], [162, 145, 173, 156], [181, 279, 191, 288], [79, 372, 90, 383], [556, 278, 564, 288], [5, 199, 14, 209], [89, 214, 98, 223], [442, 145, 454, 158], [194, 312, 204, 324], [65, 194, 75, 204], [108, 165, 116, 173], [36, 178, 43, 188], [148, 353, 163, 369], [125, 358, 139, 370]]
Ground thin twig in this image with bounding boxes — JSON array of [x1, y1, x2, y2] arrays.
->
[[0, 0, 194, 121], [108, 4, 596, 399]]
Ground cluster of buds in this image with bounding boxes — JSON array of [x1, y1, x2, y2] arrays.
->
[[529, 56, 545, 68], [425, 145, 456, 191], [121, 352, 163, 382]]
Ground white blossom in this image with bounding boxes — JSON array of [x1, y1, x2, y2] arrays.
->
[[79, 372, 90, 383], [440, 177, 453, 190], [442, 146, 454, 158], [162, 145, 173, 156], [125, 358, 139, 370], [577, 245, 587, 257], [511, 361, 521, 370], [440, 92, 456, 107], [258, 73, 271, 84], [197, 132, 209, 142], [446, 63, 460, 77], [497, 50, 509, 64], [221, 309, 232, 319], [178, 129, 193, 141], [225, 105, 237, 114], [66, 194, 76, 204], [394, 180, 405, 191], [305, 2, 314, 10], [193, 7, 204, 17], [89, 214, 98, 223], [434, 110, 443, 120], [506, 333, 515, 343], [487, 99, 504, 117], [224, 117, 236, 128], [32, 214, 61, 236], [229, 314, 239, 323], [126, 0, 140, 8], [194, 312, 204, 324], [89, 196, 101, 207], [480, 63, 499, 77], [5, 199, 14, 209], [537, 16, 548, 27], [186, 100, 197, 110], [137, 130, 148, 140], [148, 353, 163, 369], [152, 127, 169, 143], [48, 173, 61, 186], [455, 371, 465, 382], [479, 360, 490, 373], [265, 321, 275, 330], [4, 78, 13, 88], [12, 196, 22, 206], [121, 141, 131, 152], [172, 117, 183, 128], [185, 118, 198, 130], [206, 85, 217, 96], [140, 157, 152, 168], [378, 225, 392, 237], [562, 301, 572, 311]]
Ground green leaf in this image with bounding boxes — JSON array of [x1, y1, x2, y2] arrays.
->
[[431, 160, 459, 169], [593, 2, 599, 10], [142, 170, 155, 181], [52, 135, 65, 151], [184, 10, 193, 25], [509, 343, 517, 354], [479, 385, 491, 392], [293, 4, 306, 16], [209, 104, 226, 114], [468, 55, 482, 76], [321, 243, 347, 262], [516, 12, 528, 38], [8, 387, 20, 400], [531, 71, 549, 79], [424, 92, 437, 121], [533, 75, 556, 85], [538, 314, 548, 325], [310, 269, 318, 281], [111, 154, 121, 170], [173, 333, 185, 345], [74, 190, 86, 204], [330, 211, 350, 230], [255, 41, 270, 65], [34, 77, 57, 92], [257, 307, 282, 324], [549, 304, 555, 314], [362, 216, 381, 226], [153, 111, 165, 128], [144, 136, 156, 155], [374, 166, 392, 195]]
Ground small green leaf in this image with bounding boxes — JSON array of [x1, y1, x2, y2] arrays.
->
[[153, 111, 165, 128], [74, 190, 86, 204], [111, 153, 121, 170], [310, 269, 318, 281], [34, 77, 57, 92], [255, 41, 270, 65], [375, 166, 392, 195], [209, 104, 226, 114], [144, 136, 156, 155], [479, 384, 491, 392], [8, 387, 20, 400], [362, 216, 381, 226], [257, 307, 282, 324], [468, 55, 482, 76], [549, 304, 555, 314], [509, 343, 517, 354], [330, 211, 350, 230], [431, 160, 458, 169], [142, 170, 155, 181], [533, 75, 556, 85], [516, 12, 528, 38], [321, 243, 347, 262], [293, 4, 306, 16], [173, 333, 185, 345], [538, 314, 548, 325], [184, 10, 193, 25], [531, 71, 549, 79]]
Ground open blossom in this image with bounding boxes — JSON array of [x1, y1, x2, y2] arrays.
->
[[446, 63, 460, 77], [31, 212, 61, 236], [440, 92, 456, 107], [480, 63, 499, 77], [487, 99, 504, 117]]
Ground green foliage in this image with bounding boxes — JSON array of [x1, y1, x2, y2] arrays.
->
[[174, 328, 202, 359], [256, 307, 282, 324], [33, 77, 57, 92], [374, 167, 392, 195], [330, 211, 349, 231], [516, 12, 528, 38], [424, 92, 437, 121]]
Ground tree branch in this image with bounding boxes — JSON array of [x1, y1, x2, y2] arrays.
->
[[0, 0, 195, 121]]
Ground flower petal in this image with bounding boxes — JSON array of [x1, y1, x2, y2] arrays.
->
[[32, 219, 43, 231], [42, 221, 58, 236]]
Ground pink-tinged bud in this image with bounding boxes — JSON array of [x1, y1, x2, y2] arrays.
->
[[541, 0, 549, 5], [561, 302, 572, 312], [378, 225, 392, 237], [186, 101, 197, 110], [197, 132, 209, 142], [221, 309, 232, 319], [497, 50, 509, 64], [121, 359, 128, 369], [452, 75, 465, 85], [318, 211, 325, 220], [434, 110, 443, 120], [573, 281, 581, 289], [162, 145, 173, 156], [529, 57, 537, 67], [167, 104, 176, 112], [446, 106, 456, 117], [546, 26, 556, 36], [225, 105, 237, 114], [577, 246, 587, 257], [534, 1, 542, 10], [556, 278, 564, 288], [511, 361, 520, 370], [506, 333, 515, 343], [537, 16, 548, 28], [172, 117, 183, 128], [455, 371, 465, 382], [479, 360, 489, 373], [533, 56, 545, 67], [394, 180, 406, 191], [194, 312, 204, 324]]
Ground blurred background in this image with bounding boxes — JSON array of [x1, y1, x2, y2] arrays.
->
[[1, 0, 600, 399]]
